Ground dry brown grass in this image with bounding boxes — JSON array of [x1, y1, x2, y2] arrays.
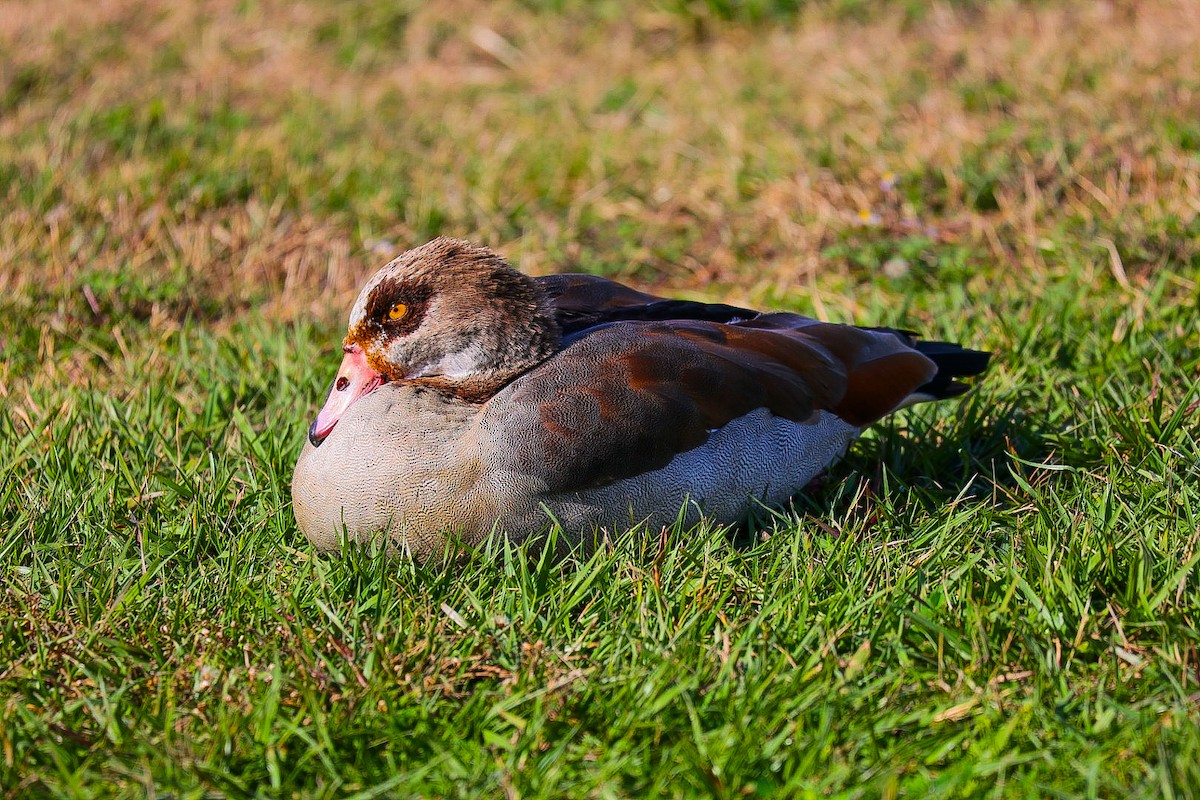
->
[[1, 0, 1197, 322]]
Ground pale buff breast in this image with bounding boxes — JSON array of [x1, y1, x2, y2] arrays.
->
[[291, 385, 494, 558]]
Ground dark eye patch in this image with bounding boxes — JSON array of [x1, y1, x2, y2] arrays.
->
[[362, 278, 432, 337]]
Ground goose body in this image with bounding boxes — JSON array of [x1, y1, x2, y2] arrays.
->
[[292, 238, 988, 558]]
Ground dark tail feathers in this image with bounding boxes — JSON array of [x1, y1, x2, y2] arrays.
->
[[912, 340, 991, 399]]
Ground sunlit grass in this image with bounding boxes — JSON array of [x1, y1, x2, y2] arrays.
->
[[2, 0, 1199, 796]]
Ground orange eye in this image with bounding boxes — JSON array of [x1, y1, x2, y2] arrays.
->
[[387, 303, 407, 321]]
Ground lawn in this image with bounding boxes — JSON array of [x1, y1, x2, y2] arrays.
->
[[2, 0, 1199, 796]]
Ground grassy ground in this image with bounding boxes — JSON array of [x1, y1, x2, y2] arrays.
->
[[2, 0, 1199, 796]]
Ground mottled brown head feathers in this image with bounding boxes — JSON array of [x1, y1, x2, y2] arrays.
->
[[345, 238, 562, 398]]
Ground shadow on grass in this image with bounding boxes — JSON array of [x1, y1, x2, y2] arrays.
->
[[731, 388, 1090, 548]]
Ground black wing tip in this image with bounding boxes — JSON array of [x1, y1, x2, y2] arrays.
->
[[913, 340, 991, 399]]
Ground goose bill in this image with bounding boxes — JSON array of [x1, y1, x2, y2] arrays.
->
[[308, 346, 385, 446]]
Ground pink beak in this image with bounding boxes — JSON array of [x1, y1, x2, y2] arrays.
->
[[308, 345, 385, 446]]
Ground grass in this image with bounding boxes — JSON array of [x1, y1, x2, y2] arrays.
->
[[2, 0, 1199, 796]]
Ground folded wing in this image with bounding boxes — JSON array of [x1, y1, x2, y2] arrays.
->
[[536, 273, 758, 336], [480, 314, 946, 493]]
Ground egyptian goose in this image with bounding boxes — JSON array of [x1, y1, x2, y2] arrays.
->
[[291, 237, 989, 557]]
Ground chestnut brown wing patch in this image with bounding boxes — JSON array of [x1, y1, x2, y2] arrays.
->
[[480, 319, 860, 493], [775, 321, 940, 426]]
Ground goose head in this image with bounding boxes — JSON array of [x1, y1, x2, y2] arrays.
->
[[307, 237, 561, 446]]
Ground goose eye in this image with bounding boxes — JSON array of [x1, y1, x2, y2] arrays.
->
[[387, 303, 407, 321]]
